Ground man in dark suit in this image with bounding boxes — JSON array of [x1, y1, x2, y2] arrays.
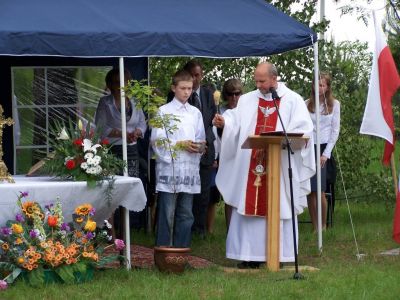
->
[[167, 60, 216, 237], [183, 60, 216, 237]]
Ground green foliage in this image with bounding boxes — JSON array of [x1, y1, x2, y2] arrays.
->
[[124, 79, 183, 161]]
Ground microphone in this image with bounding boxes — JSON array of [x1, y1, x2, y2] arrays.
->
[[269, 87, 279, 100]]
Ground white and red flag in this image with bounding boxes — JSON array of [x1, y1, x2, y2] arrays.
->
[[360, 11, 400, 165]]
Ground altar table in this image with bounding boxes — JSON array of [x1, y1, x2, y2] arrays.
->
[[0, 175, 147, 225]]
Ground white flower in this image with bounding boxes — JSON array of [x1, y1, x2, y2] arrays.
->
[[107, 235, 113, 241], [104, 220, 112, 229], [56, 127, 69, 140], [83, 139, 102, 154], [86, 157, 96, 166], [80, 162, 88, 170], [93, 155, 101, 165], [94, 165, 102, 174], [86, 167, 95, 174], [84, 152, 94, 160]]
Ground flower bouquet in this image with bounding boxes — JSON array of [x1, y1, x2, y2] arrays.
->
[[43, 119, 125, 188], [0, 192, 125, 288]]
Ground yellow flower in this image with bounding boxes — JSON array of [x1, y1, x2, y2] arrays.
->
[[84, 219, 96, 232], [75, 217, 84, 223], [75, 204, 93, 216], [14, 237, 23, 245], [1, 243, 9, 251], [11, 223, 23, 234], [21, 201, 40, 218]]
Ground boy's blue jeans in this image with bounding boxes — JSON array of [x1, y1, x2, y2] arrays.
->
[[156, 192, 194, 247]]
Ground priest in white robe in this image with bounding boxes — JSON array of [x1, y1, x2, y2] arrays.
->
[[213, 62, 315, 268]]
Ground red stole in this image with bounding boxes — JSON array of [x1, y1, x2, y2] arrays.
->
[[244, 98, 280, 217]]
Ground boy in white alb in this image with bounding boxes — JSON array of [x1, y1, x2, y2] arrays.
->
[[151, 70, 206, 247]]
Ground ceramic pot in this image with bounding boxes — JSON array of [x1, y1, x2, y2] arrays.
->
[[153, 246, 191, 273]]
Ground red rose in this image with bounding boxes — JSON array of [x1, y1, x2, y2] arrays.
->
[[73, 139, 83, 146], [47, 215, 58, 227], [65, 159, 76, 170], [101, 138, 110, 145]]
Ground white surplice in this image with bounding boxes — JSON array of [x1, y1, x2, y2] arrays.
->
[[215, 82, 315, 262]]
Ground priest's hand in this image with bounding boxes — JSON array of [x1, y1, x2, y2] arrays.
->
[[213, 114, 225, 129]]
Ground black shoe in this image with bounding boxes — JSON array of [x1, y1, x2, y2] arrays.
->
[[237, 261, 262, 269], [237, 261, 250, 269]]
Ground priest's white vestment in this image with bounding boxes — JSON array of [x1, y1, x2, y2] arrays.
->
[[215, 82, 315, 262]]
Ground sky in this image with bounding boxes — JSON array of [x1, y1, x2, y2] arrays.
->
[[316, 0, 386, 51]]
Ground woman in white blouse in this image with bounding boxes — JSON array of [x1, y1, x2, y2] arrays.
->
[[306, 72, 340, 231]]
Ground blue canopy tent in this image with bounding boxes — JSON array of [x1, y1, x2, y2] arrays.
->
[[0, 0, 322, 265], [0, 0, 316, 57]]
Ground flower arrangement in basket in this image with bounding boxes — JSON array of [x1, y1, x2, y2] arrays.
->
[[43, 119, 125, 188], [0, 192, 125, 288]]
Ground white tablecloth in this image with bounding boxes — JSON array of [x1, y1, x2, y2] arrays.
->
[[0, 175, 147, 225]]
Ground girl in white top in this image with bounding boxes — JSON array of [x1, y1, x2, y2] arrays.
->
[[306, 72, 340, 231]]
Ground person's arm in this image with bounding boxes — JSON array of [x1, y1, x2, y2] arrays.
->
[[322, 100, 341, 159], [127, 105, 147, 143], [94, 98, 114, 138]]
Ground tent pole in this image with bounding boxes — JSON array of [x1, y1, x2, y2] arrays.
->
[[119, 57, 131, 270], [314, 42, 322, 252]]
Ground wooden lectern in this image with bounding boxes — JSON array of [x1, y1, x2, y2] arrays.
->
[[241, 134, 309, 271]]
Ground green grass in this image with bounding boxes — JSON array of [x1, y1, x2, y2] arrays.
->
[[2, 201, 400, 299]]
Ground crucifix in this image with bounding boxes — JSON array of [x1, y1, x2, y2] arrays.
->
[[0, 105, 15, 183], [258, 105, 276, 133]]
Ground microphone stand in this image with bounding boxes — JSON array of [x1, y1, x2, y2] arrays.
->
[[269, 87, 303, 280]]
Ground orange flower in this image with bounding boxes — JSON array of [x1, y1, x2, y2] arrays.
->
[[14, 238, 23, 245], [75, 204, 93, 216], [47, 215, 58, 227], [16, 257, 25, 264], [11, 223, 23, 234]]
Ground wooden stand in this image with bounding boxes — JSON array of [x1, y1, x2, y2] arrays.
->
[[242, 134, 308, 271]]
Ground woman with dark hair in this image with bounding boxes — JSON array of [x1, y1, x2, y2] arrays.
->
[[306, 72, 340, 231]]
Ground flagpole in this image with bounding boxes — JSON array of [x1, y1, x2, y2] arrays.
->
[[316, 0, 324, 252], [119, 57, 131, 271], [391, 154, 398, 194]]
